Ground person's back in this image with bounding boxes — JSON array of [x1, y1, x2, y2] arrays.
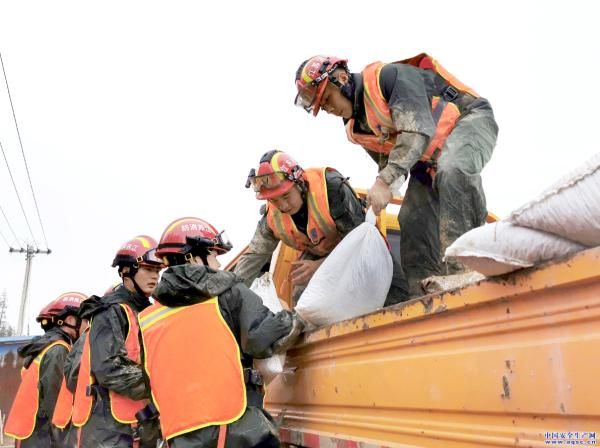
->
[[141, 216, 304, 447], [4, 292, 86, 448]]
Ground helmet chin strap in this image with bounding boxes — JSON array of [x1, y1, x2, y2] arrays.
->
[[122, 265, 149, 298], [56, 317, 81, 340], [331, 72, 355, 102]]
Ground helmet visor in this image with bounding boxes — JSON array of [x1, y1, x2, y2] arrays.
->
[[138, 248, 164, 266], [213, 230, 233, 253], [248, 172, 290, 193], [294, 81, 319, 112]]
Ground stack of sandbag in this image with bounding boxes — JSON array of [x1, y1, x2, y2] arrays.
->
[[295, 212, 393, 327], [249, 272, 287, 384], [445, 152, 599, 276]]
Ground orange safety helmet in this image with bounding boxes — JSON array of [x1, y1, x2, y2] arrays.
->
[[36, 292, 87, 329], [111, 235, 163, 270], [156, 217, 232, 266], [246, 150, 304, 200], [295, 55, 348, 116]]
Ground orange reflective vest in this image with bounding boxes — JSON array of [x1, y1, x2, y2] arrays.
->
[[72, 303, 148, 427], [4, 340, 70, 440], [139, 298, 246, 441], [345, 53, 479, 161], [51, 377, 73, 429], [266, 167, 341, 257]]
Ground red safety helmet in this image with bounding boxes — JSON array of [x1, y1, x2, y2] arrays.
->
[[295, 55, 348, 116], [36, 292, 87, 327], [156, 217, 232, 265], [246, 150, 304, 200], [111, 235, 163, 269]]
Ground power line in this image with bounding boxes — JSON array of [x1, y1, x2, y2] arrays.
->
[[0, 227, 9, 247], [0, 201, 22, 248], [0, 139, 38, 248], [0, 51, 49, 250]]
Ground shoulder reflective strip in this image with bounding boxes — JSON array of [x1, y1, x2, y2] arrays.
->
[[363, 63, 393, 128], [139, 304, 168, 325], [306, 169, 332, 233], [270, 210, 298, 247], [140, 298, 218, 331], [33, 340, 69, 365]]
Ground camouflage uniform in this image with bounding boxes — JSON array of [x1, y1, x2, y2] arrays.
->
[[234, 169, 409, 305], [348, 63, 498, 296]]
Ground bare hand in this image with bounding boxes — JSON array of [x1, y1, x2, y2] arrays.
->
[[289, 259, 323, 286], [366, 177, 392, 215]]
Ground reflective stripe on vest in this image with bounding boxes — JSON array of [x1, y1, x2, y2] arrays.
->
[[71, 330, 93, 427], [72, 304, 148, 427], [345, 54, 478, 159], [51, 377, 73, 429], [4, 340, 70, 440], [266, 167, 341, 257], [109, 303, 148, 424], [139, 298, 246, 441]]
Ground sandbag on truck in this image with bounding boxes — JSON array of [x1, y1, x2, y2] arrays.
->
[[296, 215, 393, 327], [445, 153, 598, 276]]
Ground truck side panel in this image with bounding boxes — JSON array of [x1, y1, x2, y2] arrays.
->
[[266, 248, 600, 447]]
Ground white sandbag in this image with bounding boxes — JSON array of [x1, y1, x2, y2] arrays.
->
[[249, 273, 286, 384], [444, 221, 585, 276], [295, 221, 393, 327], [507, 152, 600, 247]]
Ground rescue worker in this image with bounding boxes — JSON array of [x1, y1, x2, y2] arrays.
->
[[72, 236, 163, 448], [235, 150, 408, 305], [139, 217, 305, 447], [60, 284, 120, 448], [294, 54, 498, 296], [4, 292, 86, 447]]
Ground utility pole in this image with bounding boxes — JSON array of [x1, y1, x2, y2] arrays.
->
[[9, 244, 51, 335]]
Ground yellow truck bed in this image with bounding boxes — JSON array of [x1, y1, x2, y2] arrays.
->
[[265, 247, 600, 447]]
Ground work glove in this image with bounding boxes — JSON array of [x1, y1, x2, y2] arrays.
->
[[273, 310, 307, 354], [366, 177, 393, 215]]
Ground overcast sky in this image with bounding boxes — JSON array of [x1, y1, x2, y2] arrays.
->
[[0, 1, 598, 334]]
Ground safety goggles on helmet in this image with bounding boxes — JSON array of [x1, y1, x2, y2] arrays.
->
[[186, 230, 233, 254], [295, 60, 344, 114], [247, 171, 292, 193], [136, 248, 163, 266], [294, 80, 326, 113]]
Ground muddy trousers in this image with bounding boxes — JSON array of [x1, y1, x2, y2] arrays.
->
[[398, 99, 498, 297]]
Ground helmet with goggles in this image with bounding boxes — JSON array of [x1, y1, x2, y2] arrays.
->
[[156, 217, 232, 266], [36, 292, 87, 331], [295, 55, 348, 116], [112, 235, 163, 271], [246, 150, 304, 200]]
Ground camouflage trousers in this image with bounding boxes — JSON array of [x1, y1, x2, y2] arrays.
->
[[398, 99, 498, 297]]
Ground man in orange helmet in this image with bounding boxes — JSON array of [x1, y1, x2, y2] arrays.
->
[[139, 217, 305, 447], [4, 292, 86, 447], [72, 236, 163, 447], [235, 150, 409, 305], [295, 54, 498, 296]]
